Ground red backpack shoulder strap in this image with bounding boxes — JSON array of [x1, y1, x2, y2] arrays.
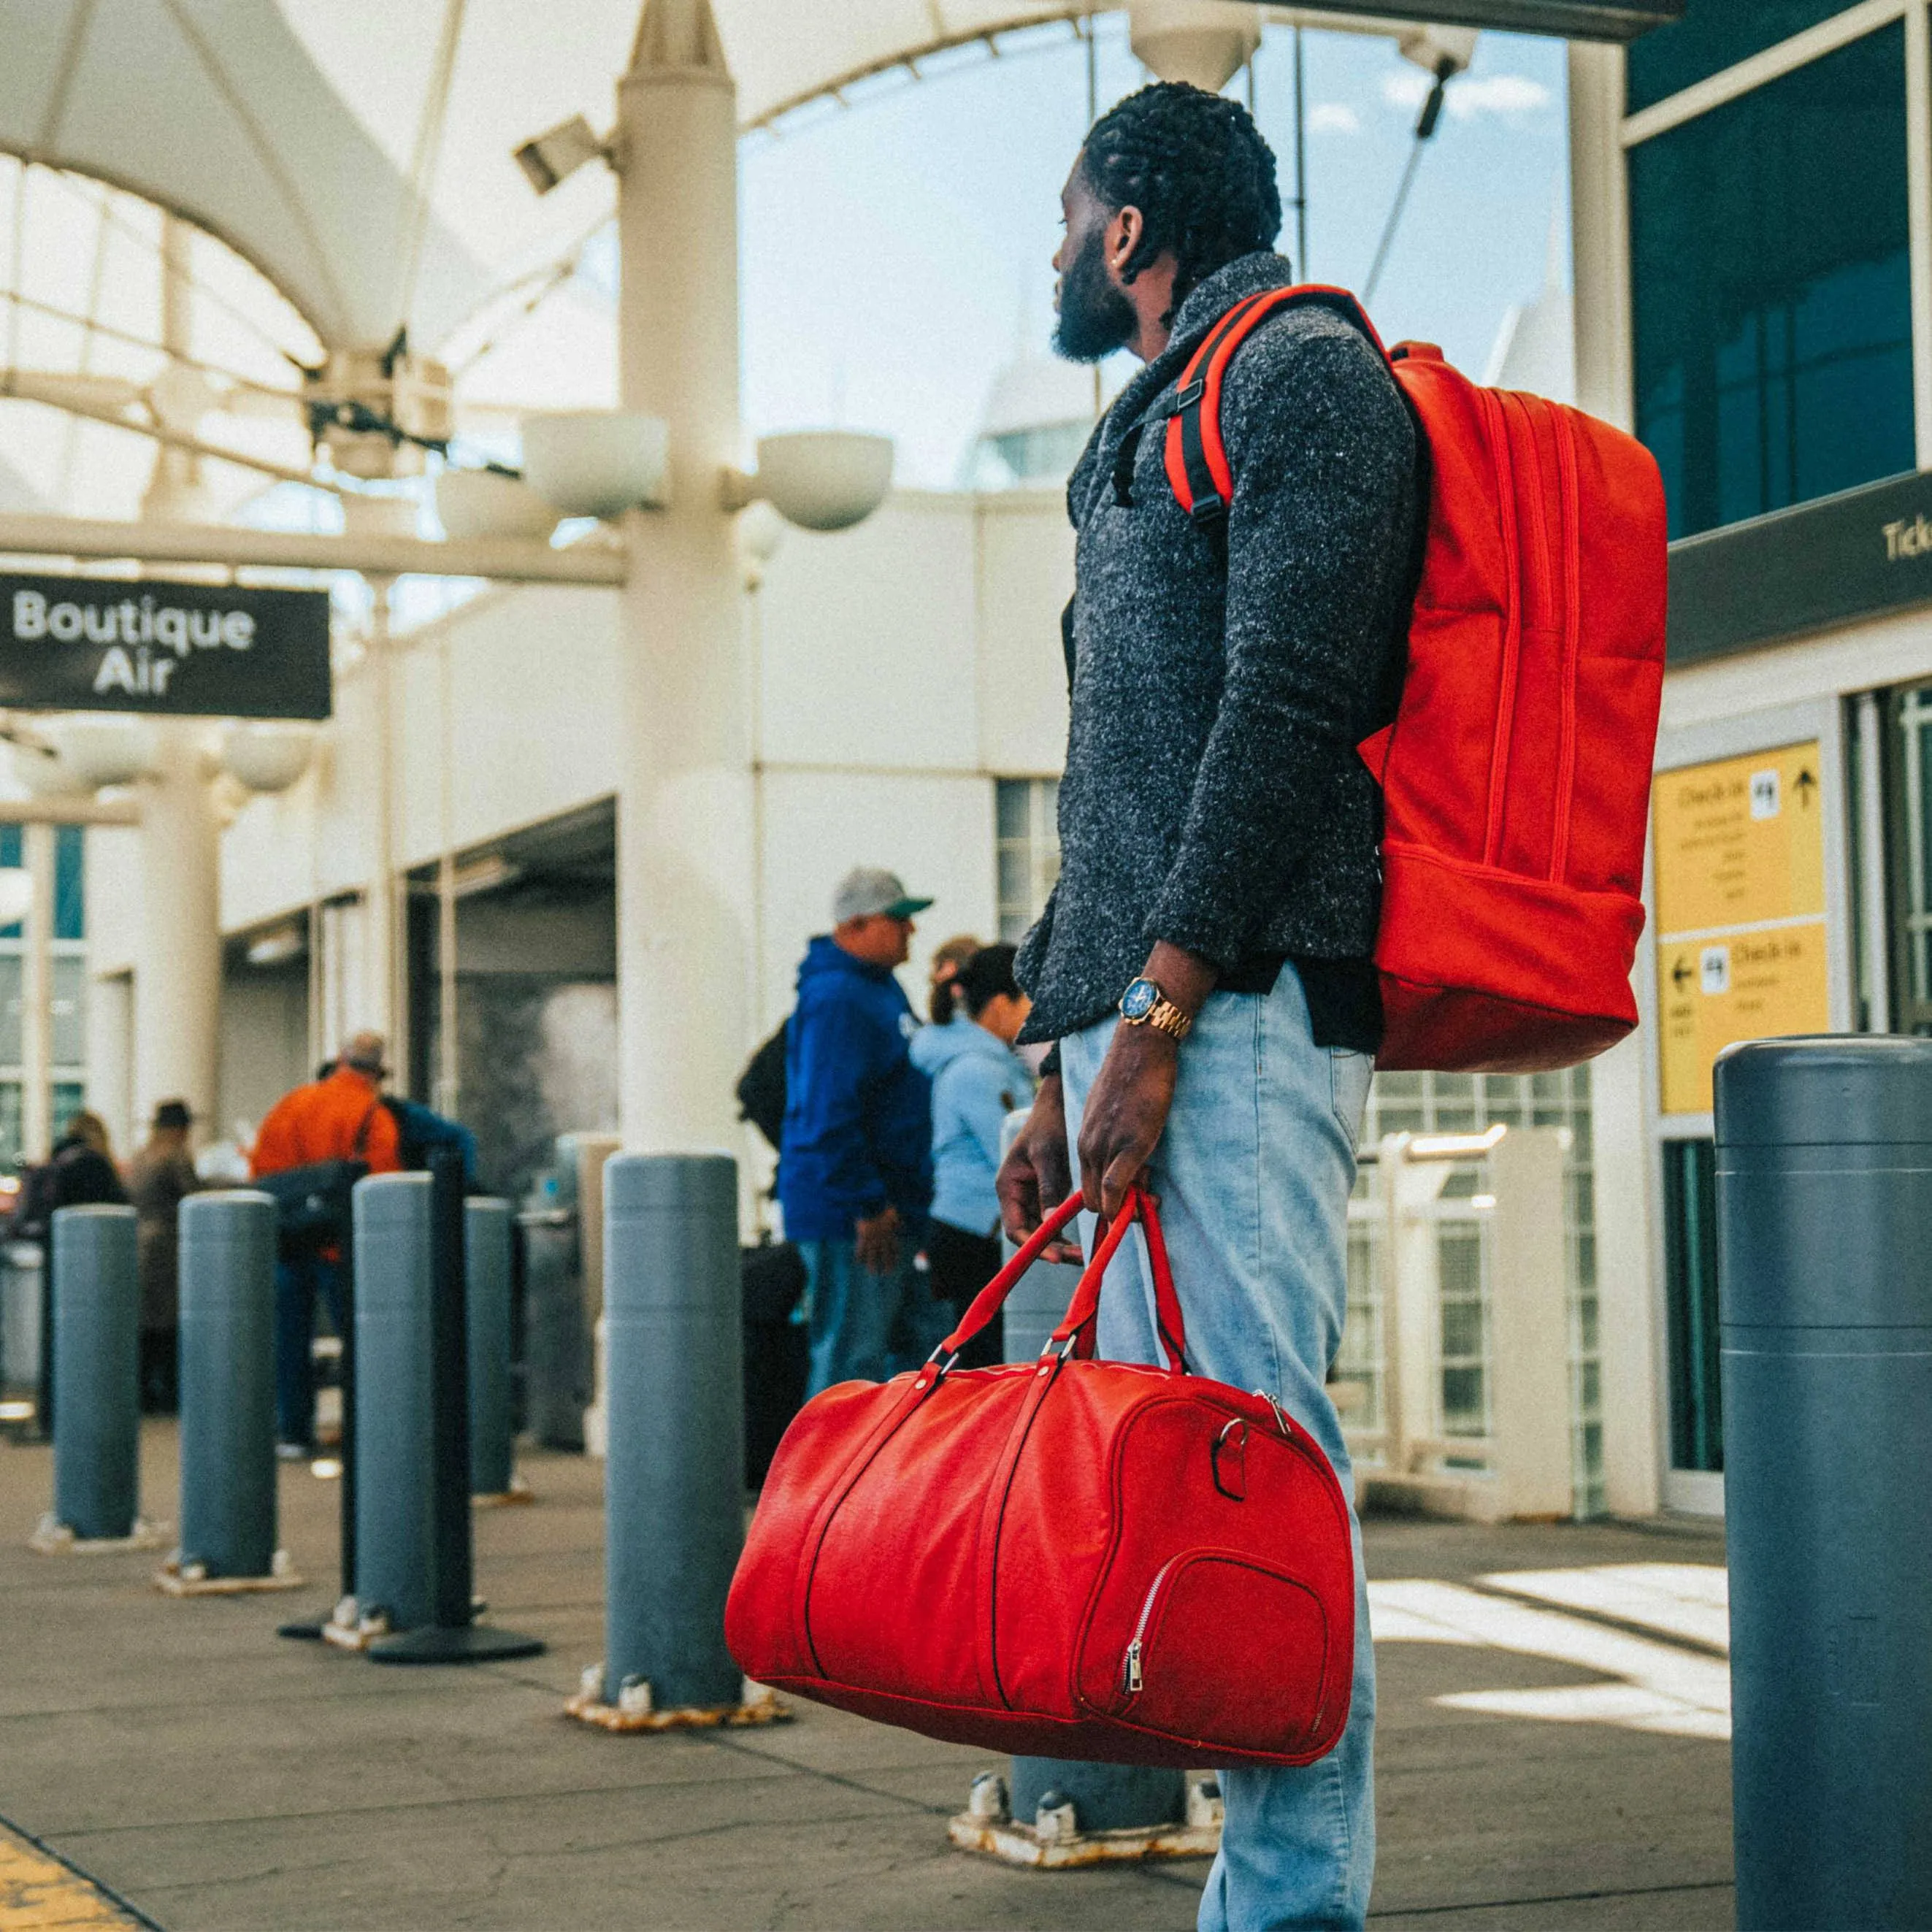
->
[[1163, 284, 1392, 529]]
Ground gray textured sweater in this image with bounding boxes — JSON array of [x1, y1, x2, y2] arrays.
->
[[1015, 252, 1419, 1046]]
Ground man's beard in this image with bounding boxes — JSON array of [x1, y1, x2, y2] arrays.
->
[[1052, 223, 1135, 363]]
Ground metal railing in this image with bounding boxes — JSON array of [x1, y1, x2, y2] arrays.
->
[[1338, 1124, 1574, 1522]]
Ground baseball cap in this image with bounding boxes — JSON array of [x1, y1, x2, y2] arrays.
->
[[832, 866, 933, 925]]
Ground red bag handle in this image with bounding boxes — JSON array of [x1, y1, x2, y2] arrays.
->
[[932, 1187, 1187, 1374]]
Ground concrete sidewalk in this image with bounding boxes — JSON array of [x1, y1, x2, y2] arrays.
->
[[0, 1429, 1732, 1931]]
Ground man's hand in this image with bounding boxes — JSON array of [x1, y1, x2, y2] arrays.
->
[[1076, 1022, 1179, 1221], [1075, 942, 1215, 1222], [997, 1075, 1081, 1264], [854, 1205, 901, 1273]]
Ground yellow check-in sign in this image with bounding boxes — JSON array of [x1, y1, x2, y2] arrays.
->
[[1654, 742, 1830, 1115]]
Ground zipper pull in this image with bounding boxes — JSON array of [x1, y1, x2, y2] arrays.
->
[[1124, 1638, 1143, 1695]]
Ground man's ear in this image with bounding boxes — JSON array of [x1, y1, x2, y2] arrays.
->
[[1109, 204, 1145, 284]]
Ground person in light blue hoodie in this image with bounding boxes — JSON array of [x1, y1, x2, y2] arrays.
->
[[910, 943, 1035, 1368]]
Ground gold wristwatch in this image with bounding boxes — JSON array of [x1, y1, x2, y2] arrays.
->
[[1119, 975, 1194, 1041]]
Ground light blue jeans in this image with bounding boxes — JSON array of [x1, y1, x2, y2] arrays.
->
[[1059, 966, 1376, 1932], [800, 1234, 948, 1395]]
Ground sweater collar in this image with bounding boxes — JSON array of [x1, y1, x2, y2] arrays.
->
[[1070, 251, 1295, 522], [1167, 250, 1297, 347]]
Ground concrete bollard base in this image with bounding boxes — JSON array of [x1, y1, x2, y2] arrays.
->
[[470, 1473, 535, 1509], [564, 1665, 793, 1734], [947, 1773, 1224, 1868], [155, 1547, 303, 1595], [319, 1594, 390, 1651], [29, 1511, 166, 1554]]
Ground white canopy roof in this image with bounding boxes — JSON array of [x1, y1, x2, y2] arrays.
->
[[0, 1, 1096, 356]]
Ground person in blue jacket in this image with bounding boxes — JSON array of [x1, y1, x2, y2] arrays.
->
[[779, 867, 938, 1394], [911, 943, 1035, 1369]]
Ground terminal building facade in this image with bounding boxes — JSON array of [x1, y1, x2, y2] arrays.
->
[[1571, 0, 1932, 1513], [0, 0, 1905, 1525]]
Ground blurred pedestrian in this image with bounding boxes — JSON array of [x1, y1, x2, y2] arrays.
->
[[384, 1093, 480, 1188], [779, 867, 937, 1393], [126, 1099, 200, 1414], [913, 943, 1034, 1368], [11, 1109, 126, 1241], [926, 932, 984, 1025], [250, 1032, 402, 1456]]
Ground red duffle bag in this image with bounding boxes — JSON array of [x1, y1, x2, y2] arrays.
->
[[725, 1188, 1357, 1768]]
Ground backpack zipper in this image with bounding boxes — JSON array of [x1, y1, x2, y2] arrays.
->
[[1121, 1555, 1179, 1697]]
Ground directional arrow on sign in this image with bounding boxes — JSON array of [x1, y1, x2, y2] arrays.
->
[[1671, 957, 1694, 990], [1796, 768, 1817, 807]]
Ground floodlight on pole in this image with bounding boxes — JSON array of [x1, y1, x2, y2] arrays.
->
[[1364, 28, 1479, 302], [513, 115, 610, 196], [719, 432, 894, 533], [0, 870, 34, 929]]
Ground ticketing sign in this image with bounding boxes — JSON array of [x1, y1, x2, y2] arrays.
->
[[0, 572, 331, 720], [1653, 741, 1829, 1114]]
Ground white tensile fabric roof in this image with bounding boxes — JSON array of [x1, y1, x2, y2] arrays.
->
[[0, 0, 1090, 357]]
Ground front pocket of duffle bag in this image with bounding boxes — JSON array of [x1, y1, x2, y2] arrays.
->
[[1095, 1548, 1334, 1758]]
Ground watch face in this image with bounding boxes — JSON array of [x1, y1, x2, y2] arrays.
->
[[1121, 978, 1159, 1021]]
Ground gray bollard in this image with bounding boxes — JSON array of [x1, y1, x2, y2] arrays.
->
[[352, 1173, 437, 1636], [1717, 1037, 1932, 1931], [466, 1198, 515, 1497], [598, 1152, 744, 1712], [176, 1191, 280, 1579], [50, 1205, 140, 1541], [994, 1111, 1190, 1841]]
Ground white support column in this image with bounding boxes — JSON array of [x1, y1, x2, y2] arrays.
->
[[361, 575, 401, 1057], [613, 0, 753, 1154], [1568, 41, 1635, 433], [1487, 1127, 1575, 1522], [21, 824, 53, 1159], [1379, 1135, 1450, 1478], [132, 727, 221, 1137]]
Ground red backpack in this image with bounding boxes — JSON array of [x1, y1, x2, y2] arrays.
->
[[1165, 286, 1667, 1073]]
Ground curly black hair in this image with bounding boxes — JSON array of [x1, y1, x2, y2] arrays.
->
[[1078, 83, 1283, 320]]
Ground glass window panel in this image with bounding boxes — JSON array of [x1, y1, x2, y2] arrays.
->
[[1631, 26, 1914, 540], [995, 778, 1029, 840], [1441, 1300, 1484, 1360], [1441, 1366, 1484, 1433], [0, 954, 22, 1067], [50, 957, 84, 1068], [997, 846, 1030, 912], [0, 1082, 20, 1168], [1627, 0, 1849, 116], [53, 827, 83, 942], [50, 1082, 84, 1146]]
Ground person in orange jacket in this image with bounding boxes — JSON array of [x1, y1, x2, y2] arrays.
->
[[252, 1032, 402, 1457]]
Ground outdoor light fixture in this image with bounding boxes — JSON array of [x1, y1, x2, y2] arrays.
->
[[434, 468, 562, 543], [245, 921, 306, 967], [1128, 0, 1259, 93], [47, 714, 158, 790], [721, 432, 895, 533], [9, 740, 81, 799], [513, 115, 607, 196], [221, 721, 316, 794], [0, 870, 34, 928], [520, 412, 671, 518]]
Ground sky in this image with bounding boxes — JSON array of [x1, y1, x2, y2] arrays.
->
[[726, 15, 1573, 490]]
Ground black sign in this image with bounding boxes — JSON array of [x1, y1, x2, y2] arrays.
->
[[0, 573, 331, 719], [1284, 1, 1680, 40], [1668, 469, 1932, 669]]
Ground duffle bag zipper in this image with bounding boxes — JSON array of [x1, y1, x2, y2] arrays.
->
[[1120, 1556, 1178, 1698]]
